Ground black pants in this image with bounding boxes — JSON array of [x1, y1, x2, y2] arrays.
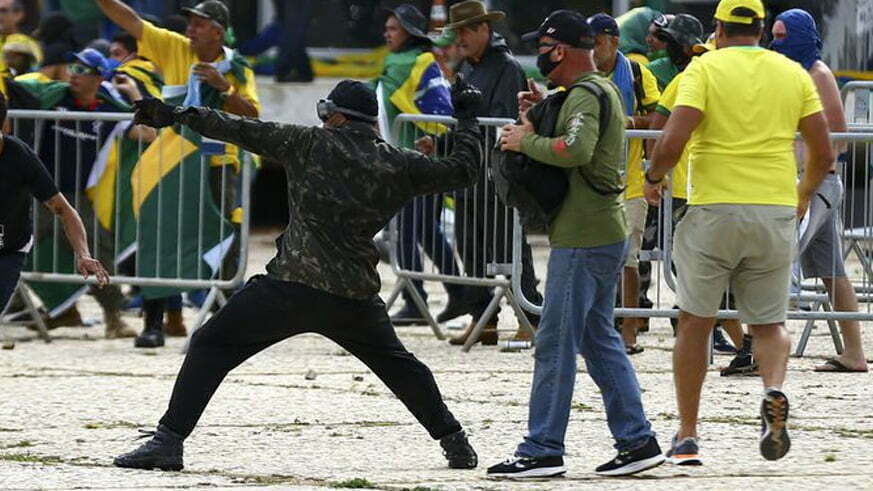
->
[[159, 275, 462, 440], [0, 252, 25, 314]]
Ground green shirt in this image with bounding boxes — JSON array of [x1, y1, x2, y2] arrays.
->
[[520, 73, 628, 248]]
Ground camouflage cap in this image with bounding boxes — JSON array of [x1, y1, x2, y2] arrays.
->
[[182, 0, 229, 29]]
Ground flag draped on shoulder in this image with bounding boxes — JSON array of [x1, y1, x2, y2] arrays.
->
[[374, 48, 453, 146], [133, 48, 249, 299]]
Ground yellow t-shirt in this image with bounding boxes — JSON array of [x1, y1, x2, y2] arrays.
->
[[138, 21, 261, 167], [654, 72, 688, 199], [675, 47, 822, 206], [614, 62, 660, 199]]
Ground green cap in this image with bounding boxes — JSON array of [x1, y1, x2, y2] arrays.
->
[[182, 0, 230, 29]]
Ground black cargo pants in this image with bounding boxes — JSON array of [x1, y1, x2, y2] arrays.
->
[[159, 274, 462, 440]]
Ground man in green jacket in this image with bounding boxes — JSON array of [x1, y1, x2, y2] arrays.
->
[[488, 10, 662, 479]]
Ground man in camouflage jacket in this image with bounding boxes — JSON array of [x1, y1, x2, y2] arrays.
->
[[112, 79, 482, 472]]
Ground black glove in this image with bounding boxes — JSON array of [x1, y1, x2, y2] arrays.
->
[[451, 74, 482, 122], [133, 98, 179, 128]]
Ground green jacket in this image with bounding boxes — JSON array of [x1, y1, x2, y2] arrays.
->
[[520, 73, 628, 248]]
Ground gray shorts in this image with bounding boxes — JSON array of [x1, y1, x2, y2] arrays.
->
[[674, 205, 796, 325], [798, 174, 846, 279]]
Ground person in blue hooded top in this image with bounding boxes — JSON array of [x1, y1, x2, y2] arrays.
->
[[772, 9, 868, 373]]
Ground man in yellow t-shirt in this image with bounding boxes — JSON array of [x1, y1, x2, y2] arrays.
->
[[589, 13, 660, 354], [95, 0, 261, 349], [644, 0, 834, 464]]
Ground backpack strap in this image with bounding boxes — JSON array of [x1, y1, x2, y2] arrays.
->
[[629, 60, 646, 115], [566, 81, 626, 196]]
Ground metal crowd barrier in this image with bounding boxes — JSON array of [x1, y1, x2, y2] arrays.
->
[[510, 129, 873, 358], [1, 110, 252, 343], [384, 114, 535, 352]]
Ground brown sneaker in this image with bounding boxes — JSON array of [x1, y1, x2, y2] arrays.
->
[[44, 306, 84, 329], [449, 320, 498, 346], [511, 320, 537, 342], [105, 312, 137, 339], [163, 310, 187, 337]]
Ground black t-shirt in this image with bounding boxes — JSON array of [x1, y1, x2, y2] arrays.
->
[[0, 135, 59, 255]]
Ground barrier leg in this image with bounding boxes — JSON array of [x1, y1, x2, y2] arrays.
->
[[504, 287, 534, 348], [462, 286, 504, 353], [182, 286, 220, 353], [384, 281, 404, 311], [823, 301, 844, 355], [403, 279, 444, 340], [18, 283, 51, 343], [793, 318, 817, 358]]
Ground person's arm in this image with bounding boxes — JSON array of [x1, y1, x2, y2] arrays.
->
[[501, 89, 600, 169], [644, 105, 703, 205], [797, 111, 835, 217], [646, 111, 669, 157], [133, 99, 307, 163], [113, 74, 157, 142], [401, 126, 482, 196], [810, 67, 848, 154], [42, 194, 109, 286], [94, 0, 144, 39], [402, 74, 484, 195]]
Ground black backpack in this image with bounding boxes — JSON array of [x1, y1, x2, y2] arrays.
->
[[493, 81, 617, 233]]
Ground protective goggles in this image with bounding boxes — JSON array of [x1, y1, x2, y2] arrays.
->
[[68, 63, 99, 76], [316, 99, 378, 123]]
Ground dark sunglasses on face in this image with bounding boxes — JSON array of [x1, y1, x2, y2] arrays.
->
[[68, 63, 98, 76]]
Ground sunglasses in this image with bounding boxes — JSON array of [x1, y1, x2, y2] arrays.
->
[[68, 63, 98, 76]]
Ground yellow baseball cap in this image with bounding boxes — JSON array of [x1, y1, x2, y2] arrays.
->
[[714, 0, 765, 25]]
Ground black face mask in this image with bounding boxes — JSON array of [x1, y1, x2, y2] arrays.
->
[[536, 45, 561, 76]]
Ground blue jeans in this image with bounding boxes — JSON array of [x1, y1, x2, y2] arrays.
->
[[516, 241, 653, 457]]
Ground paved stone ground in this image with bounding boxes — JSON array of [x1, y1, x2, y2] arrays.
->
[[3, 230, 873, 490]]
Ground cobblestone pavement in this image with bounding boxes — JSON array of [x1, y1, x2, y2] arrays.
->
[[2, 231, 873, 490]]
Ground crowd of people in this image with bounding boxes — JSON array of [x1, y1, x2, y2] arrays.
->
[[0, 0, 869, 481]]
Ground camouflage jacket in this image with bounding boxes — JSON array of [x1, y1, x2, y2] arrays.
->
[[177, 108, 482, 299]]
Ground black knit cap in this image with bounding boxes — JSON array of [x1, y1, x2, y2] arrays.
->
[[327, 80, 378, 122]]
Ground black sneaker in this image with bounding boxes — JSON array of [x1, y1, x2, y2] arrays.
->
[[666, 435, 702, 466], [712, 327, 736, 354], [113, 425, 184, 471], [389, 305, 428, 326], [760, 389, 791, 461], [435, 296, 475, 324], [134, 329, 165, 348], [720, 352, 758, 377], [595, 436, 665, 476], [487, 455, 566, 478], [440, 430, 477, 469]]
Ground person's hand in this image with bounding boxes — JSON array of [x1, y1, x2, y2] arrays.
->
[[113, 74, 143, 102], [416, 136, 435, 155], [451, 73, 482, 121], [518, 78, 544, 115], [133, 98, 177, 128], [499, 112, 534, 152], [76, 254, 109, 288], [644, 179, 665, 207], [193, 63, 231, 92]]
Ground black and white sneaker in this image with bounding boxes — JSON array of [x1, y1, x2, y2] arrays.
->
[[666, 435, 702, 466], [760, 389, 791, 461], [487, 455, 566, 478], [595, 436, 665, 476]]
